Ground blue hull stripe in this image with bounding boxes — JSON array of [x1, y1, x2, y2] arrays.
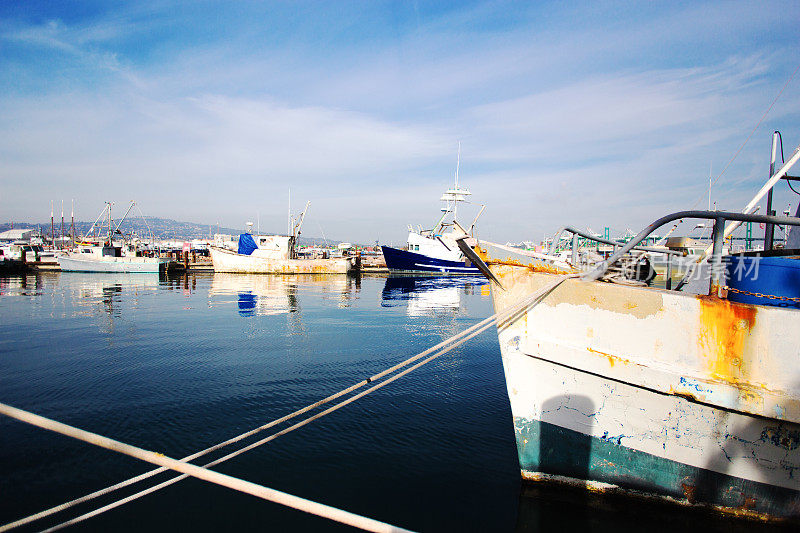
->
[[516, 417, 800, 519]]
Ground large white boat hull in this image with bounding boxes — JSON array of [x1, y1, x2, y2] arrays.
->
[[209, 246, 352, 274], [485, 257, 800, 520], [57, 255, 168, 273]]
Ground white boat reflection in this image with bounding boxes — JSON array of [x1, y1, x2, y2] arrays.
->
[[381, 275, 488, 316], [57, 272, 159, 299], [209, 273, 359, 316]]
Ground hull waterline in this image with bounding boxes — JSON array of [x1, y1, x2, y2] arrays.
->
[[209, 246, 352, 274], [57, 256, 167, 273]]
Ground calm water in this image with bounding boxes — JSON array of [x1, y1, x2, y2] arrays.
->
[[0, 272, 790, 532]]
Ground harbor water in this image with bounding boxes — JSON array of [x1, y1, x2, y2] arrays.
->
[[0, 273, 792, 532]]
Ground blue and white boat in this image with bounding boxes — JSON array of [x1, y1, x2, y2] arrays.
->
[[382, 149, 484, 275], [380, 244, 481, 274]]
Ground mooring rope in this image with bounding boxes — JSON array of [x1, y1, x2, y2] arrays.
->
[[0, 274, 574, 532], [0, 403, 413, 533]]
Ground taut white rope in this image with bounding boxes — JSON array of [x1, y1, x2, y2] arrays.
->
[[0, 402, 413, 533]]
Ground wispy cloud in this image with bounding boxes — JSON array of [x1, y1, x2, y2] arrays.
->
[[1, 1, 798, 243]]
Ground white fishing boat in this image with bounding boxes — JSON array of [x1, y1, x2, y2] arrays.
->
[[57, 202, 168, 273], [209, 244, 353, 274], [458, 133, 800, 521], [209, 202, 353, 274], [58, 243, 168, 273]]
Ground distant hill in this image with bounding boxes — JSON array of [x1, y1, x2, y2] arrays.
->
[[0, 217, 338, 246]]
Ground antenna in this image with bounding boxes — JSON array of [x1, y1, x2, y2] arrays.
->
[[455, 141, 461, 190], [708, 162, 712, 211], [317, 222, 328, 247], [453, 142, 462, 223]]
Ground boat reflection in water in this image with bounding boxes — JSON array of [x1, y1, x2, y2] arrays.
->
[[0, 273, 46, 297], [209, 273, 360, 317], [381, 275, 488, 316]]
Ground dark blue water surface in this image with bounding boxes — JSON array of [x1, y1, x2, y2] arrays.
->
[[0, 272, 518, 532], [0, 273, 790, 532]]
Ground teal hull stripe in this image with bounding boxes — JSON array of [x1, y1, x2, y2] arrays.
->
[[516, 417, 800, 519]]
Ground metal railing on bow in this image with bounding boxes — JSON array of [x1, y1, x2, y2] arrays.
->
[[583, 211, 800, 295]]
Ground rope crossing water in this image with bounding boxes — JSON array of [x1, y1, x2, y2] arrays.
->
[[0, 274, 574, 532]]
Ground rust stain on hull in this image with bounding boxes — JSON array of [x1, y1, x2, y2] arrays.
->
[[697, 296, 757, 382], [587, 347, 627, 368], [476, 246, 577, 275]]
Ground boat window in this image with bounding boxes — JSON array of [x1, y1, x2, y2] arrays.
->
[[82, 249, 92, 254]]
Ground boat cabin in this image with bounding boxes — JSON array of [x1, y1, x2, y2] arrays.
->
[[76, 245, 122, 259], [237, 234, 294, 260], [405, 231, 463, 262]]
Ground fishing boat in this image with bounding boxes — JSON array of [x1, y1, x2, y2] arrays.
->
[[57, 202, 168, 273], [381, 146, 483, 275], [58, 243, 168, 273], [209, 203, 353, 274], [458, 133, 800, 521]]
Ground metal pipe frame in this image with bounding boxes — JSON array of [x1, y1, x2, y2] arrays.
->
[[585, 210, 800, 282], [549, 226, 683, 257]]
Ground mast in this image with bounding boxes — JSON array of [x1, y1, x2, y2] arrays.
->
[[70, 199, 75, 249], [765, 132, 780, 250], [437, 142, 471, 232], [60, 200, 64, 250], [454, 142, 461, 222], [50, 201, 54, 249], [86, 204, 109, 240]]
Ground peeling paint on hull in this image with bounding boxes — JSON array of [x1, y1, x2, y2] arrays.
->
[[516, 417, 800, 520], [209, 246, 352, 274], [485, 251, 800, 520]]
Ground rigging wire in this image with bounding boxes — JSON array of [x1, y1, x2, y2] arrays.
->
[[697, 60, 800, 205], [660, 60, 800, 239], [777, 130, 800, 196]]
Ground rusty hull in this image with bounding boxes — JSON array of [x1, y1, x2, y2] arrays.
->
[[483, 247, 800, 519]]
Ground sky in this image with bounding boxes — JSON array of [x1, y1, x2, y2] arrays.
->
[[1, 0, 799, 245]]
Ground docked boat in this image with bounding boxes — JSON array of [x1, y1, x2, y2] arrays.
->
[[458, 134, 800, 521], [58, 243, 168, 273], [381, 147, 483, 275], [57, 202, 168, 273], [209, 204, 353, 274], [209, 241, 353, 274]]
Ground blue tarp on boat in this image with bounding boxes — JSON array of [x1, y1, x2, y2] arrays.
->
[[238, 233, 258, 255]]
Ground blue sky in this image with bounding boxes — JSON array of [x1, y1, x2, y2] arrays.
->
[[1, 1, 799, 244]]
